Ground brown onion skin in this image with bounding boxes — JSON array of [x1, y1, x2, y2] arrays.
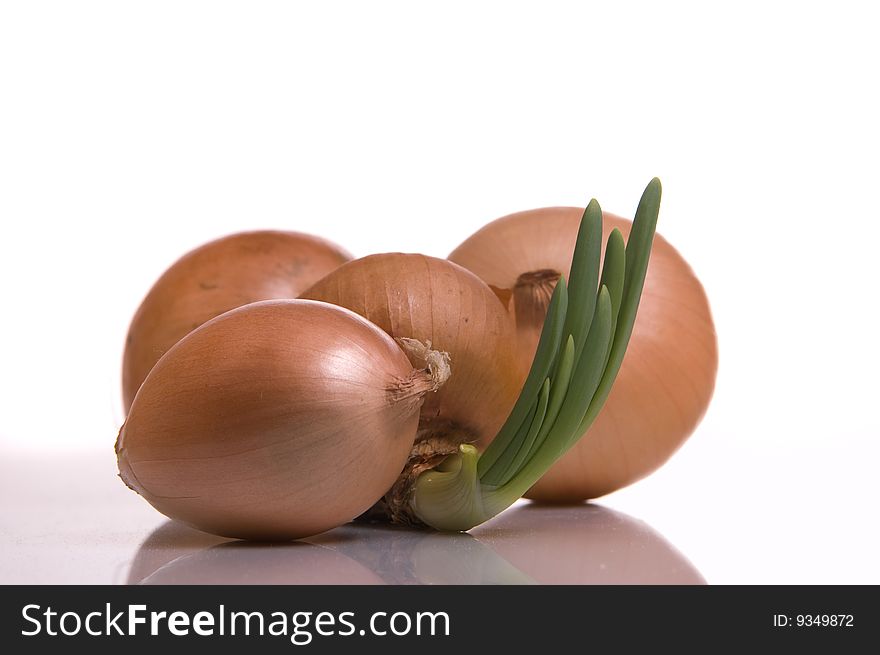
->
[[117, 300, 427, 541], [301, 254, 521, 447], [449, 209, 718, 501], [122, 231, 351, 412]]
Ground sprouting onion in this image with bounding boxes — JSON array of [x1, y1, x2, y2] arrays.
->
[[409, 178, 662, 531]]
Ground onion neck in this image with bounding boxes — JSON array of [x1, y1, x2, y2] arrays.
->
[[513, 269, 561, 329], [511, 270, 561, 362], [396, 338, 451, 393], [386, 340, 451, 416]]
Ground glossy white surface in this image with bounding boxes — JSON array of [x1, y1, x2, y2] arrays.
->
[[0, 452, 704, 585], [3, 442, 878, 584]]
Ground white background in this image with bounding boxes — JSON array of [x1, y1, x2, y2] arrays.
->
[[1, 1, 878, 584]]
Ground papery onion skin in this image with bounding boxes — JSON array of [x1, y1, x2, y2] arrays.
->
[[301, 253, 521, 448], [122, 231, 351, 412], [116, 300, 434, 541], [449, 208, 718, 501]]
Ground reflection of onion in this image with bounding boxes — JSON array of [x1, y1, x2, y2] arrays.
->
[[317, 525, 534, 585], [127, 504, 703, 585], [128, 520, 525, 585], [475, 503, 705, 584], [126, 521, 226, 584], [139, 541, 384, 585]]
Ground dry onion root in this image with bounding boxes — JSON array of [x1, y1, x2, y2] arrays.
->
[[122, 230, 351, 412], [116, 300, 449, 541], [449, 196, 718, 500]]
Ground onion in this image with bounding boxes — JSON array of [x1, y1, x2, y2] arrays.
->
[[300, 253, 522, 522], [122, 230, 351, 412], [116, 299, 449, 541], [302, 254, 521, 444], [448, 207, 718, 500]]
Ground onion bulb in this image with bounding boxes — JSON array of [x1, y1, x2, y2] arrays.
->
[[449, 206, 718, 500], [116, 299, 449, 541], [122, 231, 351, 412], [300, 254, 522, 522]]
